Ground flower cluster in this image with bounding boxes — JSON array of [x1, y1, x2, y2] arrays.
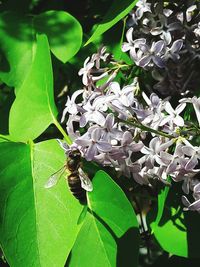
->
[[123, 0, 200, 95], [61, 46, 200, 212]]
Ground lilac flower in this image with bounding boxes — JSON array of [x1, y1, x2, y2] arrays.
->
[[164, 21, 182, 41], [140, 137, 174, 169], [160, 102, 186, 128], [133, 171, 150, 185], [99, 113, 123, 143], [126, 2, 151, 28], [139, 92, 165, 128], [79, 96, 107, 127], [78, 54, 109, 89], [135, 0, 151, 18], [107, 82, 136, 108], [66, 115, 81, 139], [120, 131, 144, 155], [75, 128, 112, 161], [182, 176, 200, 195], [176, 157, 200, 180], [163, 8, 173, 18], [122, 28, 146, 61], [163, 39, 183, 61], [91, 46, 110, 69], [186, 5, 197, 22], [124, 0, 200, 97], [78, 57, 94, 86], [193, 182, 200, 200], [138, 40, 165, 68], [182, 196, 200, 212], [182, 140, 200, 170], [127, 11, 139, 27], [194, 22, 200, 37], [157, 20, 182, 45], [180, 97, 200, 127], [158, 142, 184, 175], [61, 89, 83, 122], [182, 178, 200, 212], [61, 45, 200, 212], [143, 13, 181, 45]]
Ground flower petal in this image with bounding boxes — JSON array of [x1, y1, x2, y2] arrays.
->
[[91, 128, 101, 141], [175, 103, 186, 114], [174, 115, 184, 127], [187, 198, 200, 211], [185, 157, 198, 170], [152, 40, 165, 54], [171, 39, 183, 53], [164, 101, 174, 115], [122, 42, 131, 52], [182, 195, 190, 207], [97, 141, 112, 152], [86, 144, 97, 161], [152, 56, 165, 68], [182, 146, 194, 157], [122, 131, 132, 146], [126, 27, 134, 44], [138, 55, 151, 67]]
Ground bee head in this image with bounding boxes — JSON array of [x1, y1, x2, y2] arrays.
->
[[68, 149, 81, 160]]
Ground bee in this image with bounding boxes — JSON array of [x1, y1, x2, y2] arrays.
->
[[45, 149, 93, 203]]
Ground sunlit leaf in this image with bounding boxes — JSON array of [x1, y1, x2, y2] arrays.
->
[[152, 206, 187, 257], [34, 11, 83, 63], [85, 0, 138, 45], [0, 139, 82, 267], [154, 185, 170, 225], [9, 34, 58, 142], [68, 170, 139, 267], [150, 183, 200, 258], [0, 12, 36, 88]]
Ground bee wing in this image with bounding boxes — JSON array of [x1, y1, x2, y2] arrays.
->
[[45, 166, 66, 189], [78, 168, 93, 192]]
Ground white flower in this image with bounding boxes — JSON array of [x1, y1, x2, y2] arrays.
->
[[180, 97, 200, 127], [61, 89, 83, 122], [160, 102, 186, 128]]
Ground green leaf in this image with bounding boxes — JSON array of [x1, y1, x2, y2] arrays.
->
[[85, 0, 138, 45], [149, 183, 200, 258], [149, 185, 187, 257], [0, 135, 10, 142], [152, 208, 200, 258], [0, 12, 36, 88], [9, 34, 58, 142], [153, 185, 170, 226], [34, 11, 83, 63], [152, 206, 187, 257], [69, 170, 139, 267], [0, 139, 82, 267]]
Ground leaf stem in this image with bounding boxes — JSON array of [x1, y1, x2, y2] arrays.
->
[[53, 119, 72, 145]]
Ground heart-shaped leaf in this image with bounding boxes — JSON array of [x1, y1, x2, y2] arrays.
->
[[34, 11, 83, 63], [150, 183, 200, 258], [0, 139, 82, 267], [0, 12, 36, 88], [9, 34, 58, 142], [68, 170, 139, 267]]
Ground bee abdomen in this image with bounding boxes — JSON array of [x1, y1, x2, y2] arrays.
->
[[67, 173, 86, 202]]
